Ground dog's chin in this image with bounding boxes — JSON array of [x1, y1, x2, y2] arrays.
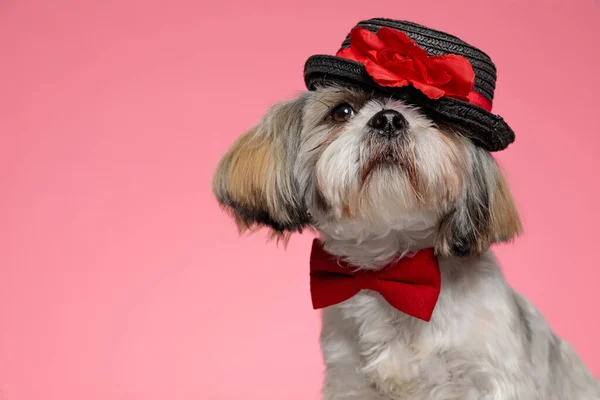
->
[[360, 148, 402, 181], [314, 169, 439, 240], [359, 134, 412, 176], [334, 165, 426, 227]]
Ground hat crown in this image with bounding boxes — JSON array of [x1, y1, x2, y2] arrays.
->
[[340, 19, 497, 104]]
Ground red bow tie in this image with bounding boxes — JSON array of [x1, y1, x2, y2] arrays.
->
[[309, 239, 441, 321]]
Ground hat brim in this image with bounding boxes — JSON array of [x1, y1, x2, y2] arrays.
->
[[304, 55, 514, 152]]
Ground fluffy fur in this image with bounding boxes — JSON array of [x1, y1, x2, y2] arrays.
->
[[213, 85, 600, 399]]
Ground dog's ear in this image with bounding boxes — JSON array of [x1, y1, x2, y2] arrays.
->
[[436, 146, 522, 257], [212, 96, 309, 240]]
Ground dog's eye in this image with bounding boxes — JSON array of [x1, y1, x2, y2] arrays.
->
[[330, 103, 355, 122]]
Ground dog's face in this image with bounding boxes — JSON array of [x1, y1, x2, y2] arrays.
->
[[213, 85, 521, 256]]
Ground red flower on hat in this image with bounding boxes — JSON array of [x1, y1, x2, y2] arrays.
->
[[336, 27, 476, 101]]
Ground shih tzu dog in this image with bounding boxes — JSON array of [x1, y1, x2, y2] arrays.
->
[[212, 19, 600, 399]]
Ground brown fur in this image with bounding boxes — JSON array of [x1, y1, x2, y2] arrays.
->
[[435, 147, 522, 257], [213, 129, 271, 223], [212, 99, 309, 238], [489, 170, 523, 243]]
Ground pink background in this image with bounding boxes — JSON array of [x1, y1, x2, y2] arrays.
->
[[1, 0, 599, 399]]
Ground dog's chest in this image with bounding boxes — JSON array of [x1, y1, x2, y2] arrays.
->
[[360, 332, 430, 393], [332, 293, 450, 395], [324, 289, 533, 399]]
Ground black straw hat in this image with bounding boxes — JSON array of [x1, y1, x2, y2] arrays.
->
[[304, 18, 515, 152]]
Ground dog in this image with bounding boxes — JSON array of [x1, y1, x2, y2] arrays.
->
[[212, 20, 600, 400]]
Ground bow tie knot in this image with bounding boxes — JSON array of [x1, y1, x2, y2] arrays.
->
[[355, 272, 378, 291], [309, 239, 441, 322]]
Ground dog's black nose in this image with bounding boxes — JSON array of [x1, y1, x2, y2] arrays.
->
[[367, 110, 408, 138]]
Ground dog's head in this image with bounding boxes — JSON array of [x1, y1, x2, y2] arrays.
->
[[213, 85, 521, 256]]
